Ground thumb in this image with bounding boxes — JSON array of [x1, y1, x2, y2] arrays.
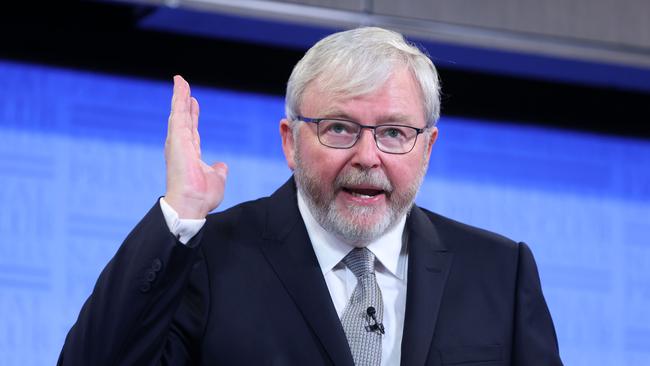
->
[[211, 162, 228, 180]]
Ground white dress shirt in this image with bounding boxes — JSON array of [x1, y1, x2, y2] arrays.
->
[[160, 195, 409, 365], [296, 192, 408, 365]]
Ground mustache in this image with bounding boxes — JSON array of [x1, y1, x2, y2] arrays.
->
[[334, 169, 393, 193]]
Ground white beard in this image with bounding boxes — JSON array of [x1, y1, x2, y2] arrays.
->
[[293, 144, 428, 247]]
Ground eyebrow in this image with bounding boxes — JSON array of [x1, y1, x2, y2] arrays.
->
[[318, 107, 352, 120], [319, 109, 415, 125]]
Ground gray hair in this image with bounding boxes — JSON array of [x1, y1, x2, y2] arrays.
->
[[285, 26, 441, 127]]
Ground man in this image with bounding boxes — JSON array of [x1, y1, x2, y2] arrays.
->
[[59, 27, 563, 365]]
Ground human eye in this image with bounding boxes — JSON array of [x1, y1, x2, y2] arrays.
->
[[321, 120, 356, 135], [378, 126, 409, 140]]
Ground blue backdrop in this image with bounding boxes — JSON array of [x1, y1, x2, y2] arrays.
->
[[1, 60, 649, 365]]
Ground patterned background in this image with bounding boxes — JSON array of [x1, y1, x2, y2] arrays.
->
[[0, 60, 648, 365]]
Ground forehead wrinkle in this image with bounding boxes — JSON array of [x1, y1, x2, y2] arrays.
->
[[374, 113, 414, 125], [301, 69, 425, 126], [317, 106, 350, 119]]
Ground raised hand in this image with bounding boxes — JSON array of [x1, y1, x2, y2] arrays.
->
[[163, 75, 228, 219]]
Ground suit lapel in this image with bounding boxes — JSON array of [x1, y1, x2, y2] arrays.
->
[[400, 206, 453, 366], [260, 178, 354, 366]]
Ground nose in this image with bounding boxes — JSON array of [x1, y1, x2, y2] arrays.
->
[[350, 129, 381, 169]]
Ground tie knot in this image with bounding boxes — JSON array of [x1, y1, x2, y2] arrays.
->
[[343, 247, 375, 278]]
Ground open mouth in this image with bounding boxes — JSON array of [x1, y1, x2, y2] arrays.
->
[[342, 187, 386, 198]]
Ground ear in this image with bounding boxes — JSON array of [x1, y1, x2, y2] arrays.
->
[[280, 118, 297, 170], [425, 126, 438, 159]]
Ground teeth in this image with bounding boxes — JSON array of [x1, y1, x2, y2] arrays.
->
[[351, 192, 373, 198]]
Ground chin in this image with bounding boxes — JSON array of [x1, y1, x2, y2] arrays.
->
[[327, 203, 393, 245], [342, 202, 387, 223]]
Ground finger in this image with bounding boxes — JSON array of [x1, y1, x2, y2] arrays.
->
[[167, 78, 193, 153], [190, 96, 200, 130], [170, 75, 192, 128], [171, 75, 188, 112], [190, 96, 201, 154]]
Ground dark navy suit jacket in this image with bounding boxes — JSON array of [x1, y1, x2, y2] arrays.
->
[[59, 178, 563, 365]]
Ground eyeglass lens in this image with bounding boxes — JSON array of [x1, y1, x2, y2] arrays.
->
[[317, 119, 418, 153]]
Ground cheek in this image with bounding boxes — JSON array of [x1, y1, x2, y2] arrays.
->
[[320, 156, 349, 183], [387, 168, 408, 188], [299, 144, 345, 182], [385, 158, 422, 188]]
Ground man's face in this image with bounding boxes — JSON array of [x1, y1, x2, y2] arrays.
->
[[280, 67, 438, 245]]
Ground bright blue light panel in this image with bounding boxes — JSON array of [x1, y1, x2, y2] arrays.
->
[[1, 60, 649, 365]]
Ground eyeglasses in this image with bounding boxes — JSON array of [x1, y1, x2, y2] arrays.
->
[[296, 116, 426, 154]]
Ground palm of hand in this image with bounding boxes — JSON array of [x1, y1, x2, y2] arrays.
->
[[164, 75, 228, 219]]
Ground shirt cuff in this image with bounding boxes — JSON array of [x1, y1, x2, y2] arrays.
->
[[159, 197, 206, 245]]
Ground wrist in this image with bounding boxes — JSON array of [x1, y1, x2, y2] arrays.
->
[[163, 194, 208, 219]]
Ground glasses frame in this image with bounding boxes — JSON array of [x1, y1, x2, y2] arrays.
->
[[296, 115, 426, 155]]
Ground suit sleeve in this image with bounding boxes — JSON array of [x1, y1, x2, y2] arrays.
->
[[57, 202, 210, 366], [511, 242, 564, 365]]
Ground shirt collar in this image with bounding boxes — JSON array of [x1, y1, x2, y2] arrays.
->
[[297, 190, 407, 280]]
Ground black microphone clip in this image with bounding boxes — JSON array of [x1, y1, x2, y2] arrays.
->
[[365, 306, 385, 335]]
